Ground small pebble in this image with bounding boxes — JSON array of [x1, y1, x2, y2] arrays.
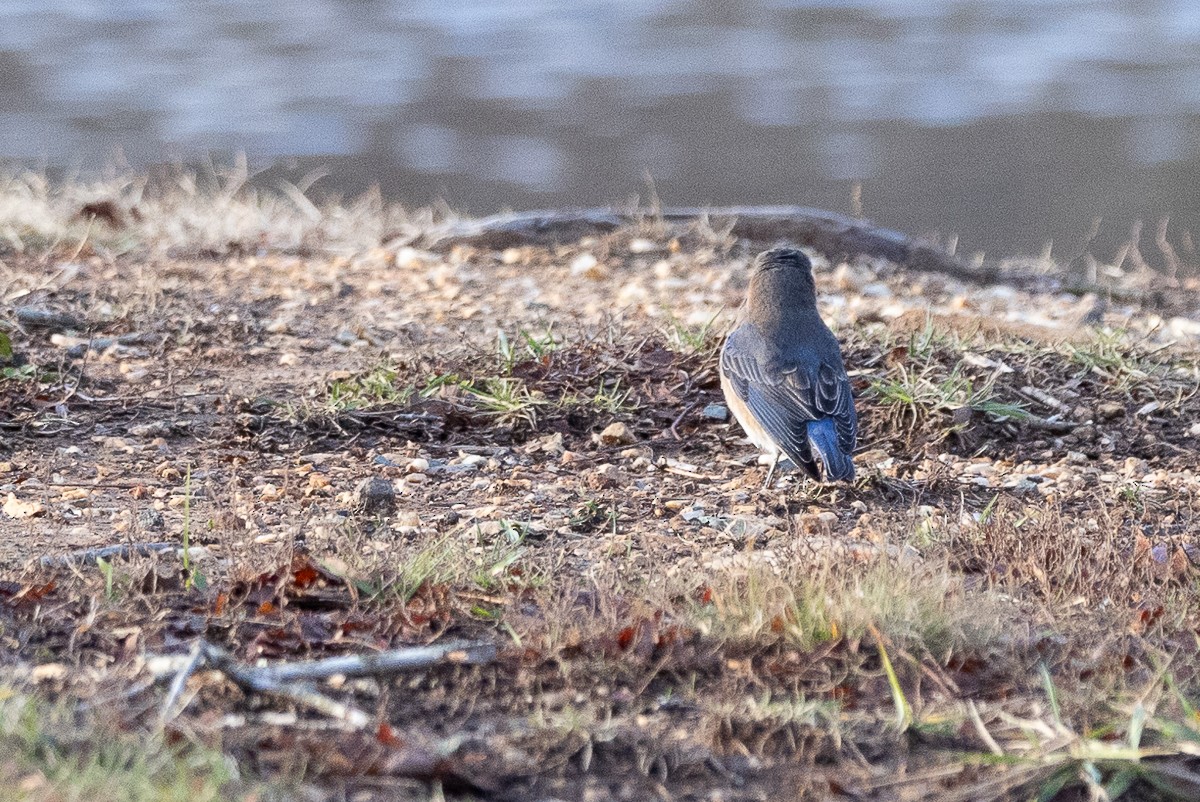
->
[[138, 508, 166, 531], [703, 403, 729, 422], [354, 477, 396, 516], [596, 421, 636, 446]]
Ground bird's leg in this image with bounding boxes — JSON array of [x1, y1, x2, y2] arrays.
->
[[761, 452, 781, 490]]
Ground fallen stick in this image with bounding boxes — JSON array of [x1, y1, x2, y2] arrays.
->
[[1017, 415, 1081, 433], [202, 639, 497, 685], [160, 639, 205, 725], [424, 206, 1200, 305], [425, 205, 990, 283], [15, 306, 87, 333], [37, 542, 209, 568], [1016, 385, 1068, 411], [151, 640, 497, 728]]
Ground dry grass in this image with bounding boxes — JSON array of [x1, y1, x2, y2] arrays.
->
[[0, 165, 414, 258], [3, 173, 1200, 800], [0, 691, 252, 802]]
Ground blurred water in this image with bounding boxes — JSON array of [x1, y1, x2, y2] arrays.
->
[[3, 0, 1200, 256]]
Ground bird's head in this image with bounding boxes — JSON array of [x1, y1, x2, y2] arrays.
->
[[748, 247, 817, 308]]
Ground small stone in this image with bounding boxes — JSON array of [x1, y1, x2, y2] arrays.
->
[[527, 432, 565, 456], [795, 512, 838, 534], [354, 477, 396, 516], [129, 420, 171, 438], [702, 403, 729, 422], [596, 421, 636, 446], [138, 508, 166, 531], [1135, 401, 1160, 416], [406, 457, 430, 474], [586, 463, 625, 490], [1124, 457, 1149, 476], [1097, 402, 1124, 420], [334, 328, 359, 345], [16, 307, 83, 332], [1009, 479, 1039, 495], [1190, 422, 1200, 437], [569, 253, 600, 276]]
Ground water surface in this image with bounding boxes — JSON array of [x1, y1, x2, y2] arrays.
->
[[3, 0, 1200, 257]]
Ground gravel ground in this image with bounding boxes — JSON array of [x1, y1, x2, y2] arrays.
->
[[4, 194, 1200, 800]]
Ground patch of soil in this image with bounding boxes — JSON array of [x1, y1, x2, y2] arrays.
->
[[3, 229, 1200, 800]]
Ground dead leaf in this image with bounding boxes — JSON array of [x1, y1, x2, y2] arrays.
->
[[3, 493, 45, 519], [962, 352, 1014, 373], [885, 345, 909, 367], [1170, 546, 1191, 579]]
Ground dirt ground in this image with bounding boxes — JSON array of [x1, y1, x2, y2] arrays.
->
[[4, 194, 1200, 800]]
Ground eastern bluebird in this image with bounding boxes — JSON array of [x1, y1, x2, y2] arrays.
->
[[720, 247, 857, 484]]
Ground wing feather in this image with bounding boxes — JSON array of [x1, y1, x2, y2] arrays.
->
[[721, 325, 857, 470]]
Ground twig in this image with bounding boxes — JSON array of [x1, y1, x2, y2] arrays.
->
[[967, 700, 1004, 756], [37, 542, 203, 568], [1018, 415, 1081, 433], [160, 639, 205, 725], [186, 640, 497, 729], [15, 306, 86, 332], [67, 214, 96, 262], [668, 402, 695, 440], [207, 640, 497, 684], [1016, 385, 1067, 411], [43, 481, 157, 489]]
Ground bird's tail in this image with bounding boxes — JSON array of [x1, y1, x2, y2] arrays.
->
[[806, 418, 855, 482]]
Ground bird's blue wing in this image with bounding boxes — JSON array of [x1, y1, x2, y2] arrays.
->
[[721, 326, 820, 473], [721, 325, 857, 475], [800, 360, 857, 454]]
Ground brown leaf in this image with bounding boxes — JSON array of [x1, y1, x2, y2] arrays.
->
[[3, 493, 45, 519], [376, 722, 405, 747], [7, 581, 56, 606], [292, 562, 321, 589], [1170, 546, 1192, 580], [885, 345, 909, 367], [616, 626, 636, 650], [1133, 533, 1152, 565]]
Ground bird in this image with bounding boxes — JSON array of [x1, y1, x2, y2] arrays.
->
[[719, 247, 857, 485]]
